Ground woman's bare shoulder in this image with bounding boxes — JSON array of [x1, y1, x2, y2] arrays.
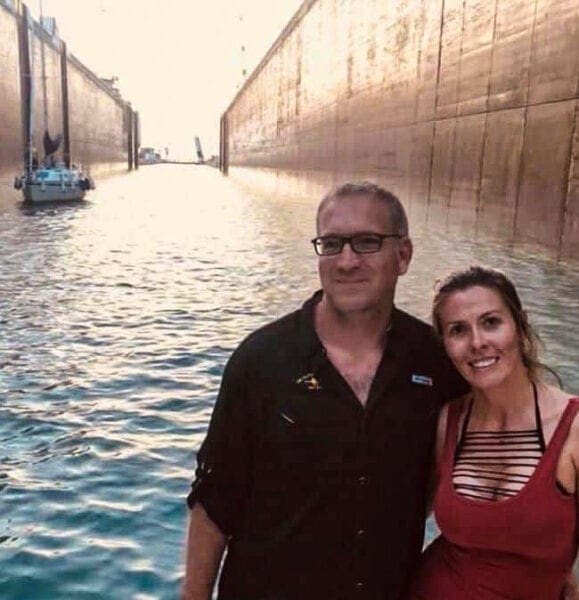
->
[[542, 384, 576, 418], [543, 383, 579, 452], [563, 391, 579, 440], [551, 387, 579, 479], [564, 390, 579, 441]]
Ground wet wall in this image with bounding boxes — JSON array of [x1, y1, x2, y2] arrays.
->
[[67, 56, 130, 169], [0, 1, 139, 187], [0, 5, 23, 182], [222, 0, 579, 261]]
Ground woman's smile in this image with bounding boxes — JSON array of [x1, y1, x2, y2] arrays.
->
[[469, 356, 500, 370]]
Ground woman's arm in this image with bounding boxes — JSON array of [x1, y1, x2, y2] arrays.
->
[[561, 409, 579, 599], [562, 571, 579, 600]]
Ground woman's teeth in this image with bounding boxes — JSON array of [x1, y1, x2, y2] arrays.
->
[[471, 357, 498, 369]]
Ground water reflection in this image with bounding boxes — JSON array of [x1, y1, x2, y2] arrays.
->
[[0, 165, 577, 598]]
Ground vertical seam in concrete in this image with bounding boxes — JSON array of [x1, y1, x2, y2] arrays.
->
[[512, 0, 539, 240], [409, 0, 427, 205], [558, 37, 579, 259], [17, 5, 30, 162], [475, 0, 500, 216], [413, 0, 426, 126], [447, 0, 467, 209], [426, 0, 445, 207], [295, 31, 302, 119], [558, 99, 578, 261]]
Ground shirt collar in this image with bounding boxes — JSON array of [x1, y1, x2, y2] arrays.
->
[[297, 290, 401, 361]]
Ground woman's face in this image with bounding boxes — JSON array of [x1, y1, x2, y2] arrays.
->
[[437, 285, 524, 391]]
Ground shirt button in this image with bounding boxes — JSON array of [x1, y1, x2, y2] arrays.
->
[[355, 581, 365, 591], [356, 528, 365, 537], [358, 475, 368, 486]]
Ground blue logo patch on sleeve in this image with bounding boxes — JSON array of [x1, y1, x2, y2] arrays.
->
[[412, 374, 433, 386]]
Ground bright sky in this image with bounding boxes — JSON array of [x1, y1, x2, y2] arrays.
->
[[38, 0, 303, 159]]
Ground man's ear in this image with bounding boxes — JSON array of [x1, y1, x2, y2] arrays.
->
[[397, 237, 413, 276]]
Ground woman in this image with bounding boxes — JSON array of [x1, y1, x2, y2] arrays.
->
[[408, 265, 578, 599]]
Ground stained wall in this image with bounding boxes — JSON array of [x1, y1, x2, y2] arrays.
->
[[0, 0, 137, 189], [223, 0, 579, 260], [0, 2, 23, 182], [67, 56, 130, 171]]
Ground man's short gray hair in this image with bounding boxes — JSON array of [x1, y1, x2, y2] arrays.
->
[[316, 181, 409, 236]]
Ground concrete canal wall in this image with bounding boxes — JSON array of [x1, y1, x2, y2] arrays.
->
[[0, 0, 139, 188], [222, 0, 579, 261], [0, 2, 23, 182]]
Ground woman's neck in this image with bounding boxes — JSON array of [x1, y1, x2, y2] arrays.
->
[[470, 367, 535, 426]]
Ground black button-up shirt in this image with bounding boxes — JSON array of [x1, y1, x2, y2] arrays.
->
[[187, 292, 466, 599]]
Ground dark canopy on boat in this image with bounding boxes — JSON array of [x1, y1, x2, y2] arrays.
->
[[43, 130, 62, 157]]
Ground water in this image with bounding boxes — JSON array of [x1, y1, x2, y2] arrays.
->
[[1, 165, 578, 599]]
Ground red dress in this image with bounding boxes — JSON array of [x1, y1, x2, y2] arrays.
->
[[409, 399, 579, 600]]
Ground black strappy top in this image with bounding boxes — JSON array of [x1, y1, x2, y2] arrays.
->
[[452, 383, 548, 501]]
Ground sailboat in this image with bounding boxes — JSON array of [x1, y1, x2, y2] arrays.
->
[[13, 8, 94, 204], [14, 131, 94, 203]]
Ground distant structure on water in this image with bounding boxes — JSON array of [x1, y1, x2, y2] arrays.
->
[[139, 147, 162, 165], [220, 0, 579, 261], [194, 137, 205, 164], [138, 139, 207, 166]]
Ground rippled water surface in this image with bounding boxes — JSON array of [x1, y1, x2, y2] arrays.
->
[[1, 165, 578, 598]]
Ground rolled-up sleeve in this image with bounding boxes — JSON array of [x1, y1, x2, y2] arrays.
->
[[186, 346, 254, 536]]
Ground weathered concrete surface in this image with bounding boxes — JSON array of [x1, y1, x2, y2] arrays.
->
[[563, 103, 579, 258], [0, 1, 136, 188], [0, 5, 23, 181], [223, 0, 579, 261], [67, 56, 130, 171]]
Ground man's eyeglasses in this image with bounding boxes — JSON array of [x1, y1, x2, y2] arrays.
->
[[311, 233, 402, 256]]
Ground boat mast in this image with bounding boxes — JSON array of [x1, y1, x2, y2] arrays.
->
[[25, 5, 34, 177], [39, 0, 49, 138]]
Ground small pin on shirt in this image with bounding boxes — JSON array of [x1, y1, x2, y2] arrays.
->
[[296, 372, 322, 391]]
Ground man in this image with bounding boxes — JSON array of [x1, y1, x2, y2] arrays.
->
[[182, 182, 465, 600]]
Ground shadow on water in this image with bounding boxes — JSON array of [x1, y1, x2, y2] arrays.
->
[[18, 199, 91, 217]]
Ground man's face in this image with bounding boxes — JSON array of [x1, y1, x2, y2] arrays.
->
[[316, 195, 412, 315]]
